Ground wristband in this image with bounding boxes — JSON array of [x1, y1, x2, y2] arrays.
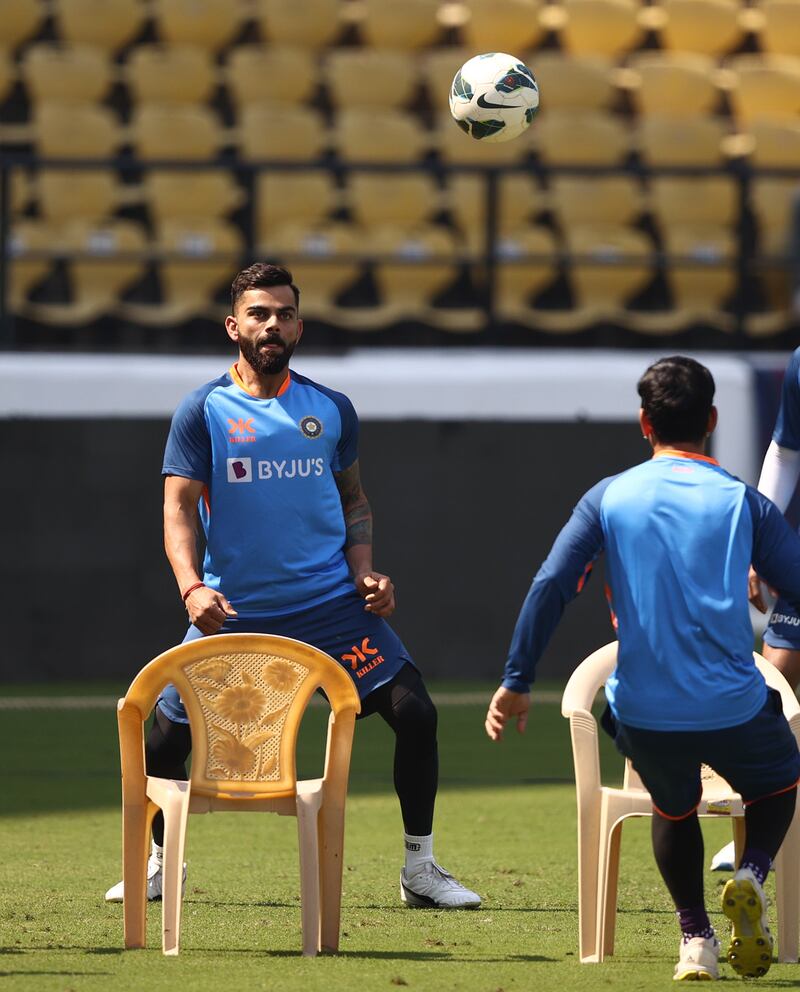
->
[[181, 581, 205, 602]]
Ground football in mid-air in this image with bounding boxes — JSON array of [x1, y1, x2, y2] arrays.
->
[[449, 52, 539, 143]]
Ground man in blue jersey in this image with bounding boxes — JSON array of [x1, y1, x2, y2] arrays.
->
[[105, 262, 480, 910], [485, 356, 800, 980]]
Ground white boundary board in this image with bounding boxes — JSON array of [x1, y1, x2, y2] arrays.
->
[[0, 349, 761, 483]]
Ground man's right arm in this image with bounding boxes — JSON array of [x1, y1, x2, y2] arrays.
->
[[164, 475, 236, 635]]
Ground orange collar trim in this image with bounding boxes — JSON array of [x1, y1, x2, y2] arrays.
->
[[653, 448, 719, 466], [230, 363, 291, 398]]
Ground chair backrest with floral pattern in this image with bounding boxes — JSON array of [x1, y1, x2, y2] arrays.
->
[[122, 633, 361, 800]]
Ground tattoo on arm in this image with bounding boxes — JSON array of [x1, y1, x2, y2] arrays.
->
[[335, 460, 373, 550]]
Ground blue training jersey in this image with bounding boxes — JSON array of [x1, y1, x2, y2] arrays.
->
[[773, 346, 800, 450], [503, 450, 800, 731], [163, 365, 358, 617]]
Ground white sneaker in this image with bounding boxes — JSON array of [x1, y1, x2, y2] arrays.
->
[[400, 861, 481, 909], [710, 841, 736, 872], [104, 855, 186, 903], [722, 867, 773, 978], [673, 935, 720, 981]]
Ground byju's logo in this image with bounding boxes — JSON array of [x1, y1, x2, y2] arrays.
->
[[227, 457, 253, 483]]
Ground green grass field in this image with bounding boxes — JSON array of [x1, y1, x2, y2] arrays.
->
[[2, 683, 797, 991]]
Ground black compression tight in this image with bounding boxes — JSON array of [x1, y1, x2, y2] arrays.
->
[[144, 662, 439, 845]]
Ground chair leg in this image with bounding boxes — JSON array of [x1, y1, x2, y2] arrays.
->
[[148, 778, 191, 956], [600, 823, 623, 959], [732, 817, 746, 869], [576, 795, 602, 962], [122, 799, 157, 949], [318, 793, 346, 953], [296, 788, 322, 957], [774, 810, 800, 963]]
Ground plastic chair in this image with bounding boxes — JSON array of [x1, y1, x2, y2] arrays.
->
[[446, 174, 544, 250], [634, 114, 728, 167], [460, 0, 546, 54], [151, 0, 245, 50], [650, 0, 745, 56], [758, 0, 800, 58], [2, 0, 44, 48], [727, 55, 800, 126], [747, 119, 800, 168], [144, 170, 245, 222], [625, 52, 721, 118], [551, 175, 643, 228], [22, 43, 112, 104], [495, 224, 559, 324], [124, 44, 216, 105], [347, 173, 437, 230], [255, 171, 337, 235], [256, 0, 341, 49], [562, 642, 800, 964], [422, 47, 472, 106], [117, 633, 360, 956], [435, 113, 530, 166], [325, 49, 418, 110], [54, 0, 147, 51], [531, 53, 616, 112], [0, 48, 13, 103], [333, 109, 428, 164], [358, 0, 441, 49], [36, 168, 121, 224], [555, 0, 642, 58], [649, 175, 738, 229], [33, 102, 121, 157], [131, 105, 223, 160], [238, 105, 327, 162], [225, 45, 317, 107], [535, 110, 630, 167], [6, 220, 54, 313]]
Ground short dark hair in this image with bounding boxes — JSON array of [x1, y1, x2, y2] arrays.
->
[[230, 262, 300, 312], [637, 356, 715, 443]]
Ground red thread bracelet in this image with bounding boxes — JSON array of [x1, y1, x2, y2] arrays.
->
[[181, 581, 205, 602]]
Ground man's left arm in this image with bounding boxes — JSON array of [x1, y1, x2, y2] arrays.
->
[[334, 459, 395, 617]]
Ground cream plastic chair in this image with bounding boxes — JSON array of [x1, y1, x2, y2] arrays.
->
[[561, 642, 800, 964], [117, 633, 360, 957]]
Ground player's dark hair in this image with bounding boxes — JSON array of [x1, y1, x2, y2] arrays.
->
[[231, 262, 300, 312], [637, 356, 715, 443]]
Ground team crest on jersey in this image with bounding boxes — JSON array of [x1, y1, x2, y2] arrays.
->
[[300, 415, 323, 439]]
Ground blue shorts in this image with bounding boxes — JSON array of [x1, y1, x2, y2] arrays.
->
[[157, 590, 414, 724], [602, 689, 800, 819], [764, 596, 800, 651]]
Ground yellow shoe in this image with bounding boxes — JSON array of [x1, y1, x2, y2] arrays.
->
[[722, 869, 773, 979]]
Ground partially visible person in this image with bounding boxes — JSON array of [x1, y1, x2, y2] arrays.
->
[[485, 356, 800, 981]]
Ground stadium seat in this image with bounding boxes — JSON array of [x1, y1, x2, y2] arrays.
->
[[435, 114, 529, 166], [357, 0, 442, 49], [726, 55, 800, 125], [554, 0, 643, 58], [238, 105, 327, 161], [255, 171, 338, 236], [756, 0, 800, 58], [123, 217, 242, 325], [333, 109, 428, 164], [446, 174, 544, 252], [624, 52, 721, 118], [27, 218, 147, 326], [634, 114, 728, 166], [115, 634, 359, 955], [494, 224, 559, 325], [534, 110, 630, 167], [36, 169, 121, 224], [648, 176, 738, 229], [124, 45, 216, 105], [144, 169, 245, 222], [256, 0, 342, 49], [6, 220, 54, 313], [151, 0, 245, 50], [33, 102, 121, 156], [460, 0, 546, 55], [1, 0, 44, 49], [131, 105, 223, 160], [747, 119, 800, 167], [21, 43, 112, 104], [225, 45, 317, 107], [748, 178, 800, 333], [0, 48, 16, 103], [649, 0, 745, 56], [562, 643, 800, 964], [325, 49, 418, 110], [347, 173, 437, 230], [422, 47, 471, 106], [529, 54, 616, 112], [54, 0, 147, 52], [551, 175, 643, 228]]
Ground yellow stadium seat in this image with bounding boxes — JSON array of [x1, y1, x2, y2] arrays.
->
[[655, 226, 737, 333], [757, 0, 800, 58], [461, 0, 546, 54], [551, 175, 643, 228], [325, 49, 417, 110], [333, 109, 427, 164], [131, 105, 223, 160], [33, 102, 121, 156], [22, 43, 112, 104], [124, 45, 216, 105], [747, 119, 800, 167], [238, 104, 327, 161], [54, 0, 147, 51], [654, 0, 745, 56], [7, 220, 53, 313], [648, 176, 738, 229], [115, 635, 359, 957], [151, 0, 245, 50], [635, 114, 728, 166], [727, 54, 800, 125], [446, 173, 545, 251], [357, 0, 441, 49], [346, 173, 437, 230], [435, 114, 530, 166], [748, 178, 799, 331], [534, 110, 630, 167], [0, 48, 15, 103], [1, 0, 44, 48], [36, 169, 121, 224], [422, 47, 471, 105], [28, 219, 147, 326], [144, 170, 245, 222], [255, 171, 338, 236], [530, 54, 615, 111], [625, 52, 721, 117], [225, 45, 316, 106], [495, 224, 559, 325], [3, 169, 33, 217], [556, 0, 643, 57], [256, 0, 341, 49]]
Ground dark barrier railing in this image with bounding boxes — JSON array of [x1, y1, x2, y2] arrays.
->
[[1, 153, 799, 349]]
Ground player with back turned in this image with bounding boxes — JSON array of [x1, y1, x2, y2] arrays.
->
[[104, 262, 480, 911], [486, 356, 800, 981]]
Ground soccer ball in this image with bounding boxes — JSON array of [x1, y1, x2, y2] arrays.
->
[[449, 52, 539, 143]]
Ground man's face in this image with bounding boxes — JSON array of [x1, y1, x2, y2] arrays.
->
[[225, 286, 303, 376]]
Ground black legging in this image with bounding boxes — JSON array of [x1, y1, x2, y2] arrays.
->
[[145, 662, 438, 845]]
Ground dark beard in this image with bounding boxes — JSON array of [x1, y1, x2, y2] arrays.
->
[[238, 334, 295, 376]]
